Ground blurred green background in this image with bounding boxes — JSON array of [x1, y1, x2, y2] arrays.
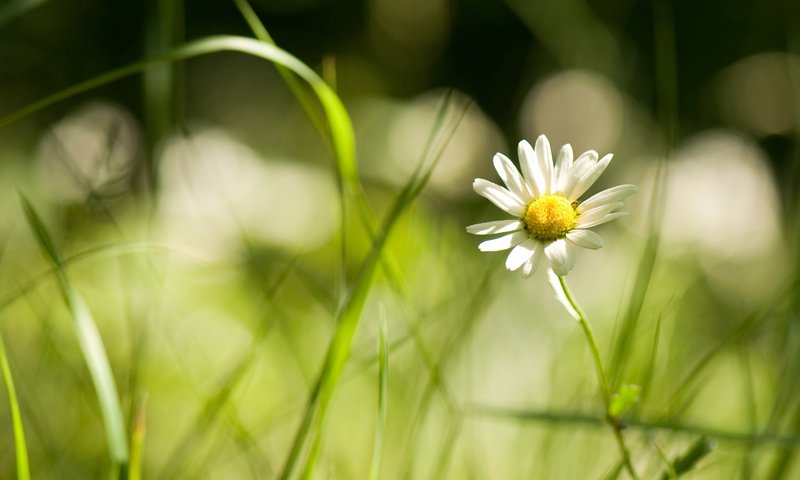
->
[[1, 0, 799, 478]]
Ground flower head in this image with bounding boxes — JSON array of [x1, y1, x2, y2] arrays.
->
[[467, 135, 637, 277]]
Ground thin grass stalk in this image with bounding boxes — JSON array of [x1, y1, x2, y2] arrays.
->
[[555, 276, 639, 479], [368, 307, 388, 480], [232, 0, 329, 144], [470, 405, 800, 447], [128, 395, 148, 480], [0, 330, 30, 480]]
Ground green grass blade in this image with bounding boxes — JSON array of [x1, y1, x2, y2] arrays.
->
[[232, 0, 329, 145], [286, 93, 469, 480], [368, 306, 389, 480], [20, 196, 129, 465], [276, 91, 463, 479], [0, 330, 30, 480], [0, 35, 358, 196], [128, 395, 148, 480]]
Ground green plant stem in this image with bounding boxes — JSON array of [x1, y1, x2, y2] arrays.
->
[[556, 275, 639, 480]]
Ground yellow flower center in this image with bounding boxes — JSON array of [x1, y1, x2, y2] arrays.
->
[[523, 194, 578, 241]]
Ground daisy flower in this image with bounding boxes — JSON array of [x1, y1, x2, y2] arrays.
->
[[467, 134, 637, 277]]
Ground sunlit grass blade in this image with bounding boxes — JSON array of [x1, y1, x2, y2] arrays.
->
[[20, 196, 129, 466], [128, 394, 148, 480], [280, 93, 468, 480], [0, 35, 358, 198], [368, 306, 389, 480], [0, 330, 30, 480]]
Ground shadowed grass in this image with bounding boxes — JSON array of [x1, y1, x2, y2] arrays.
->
[[20, 196, 129, 470]]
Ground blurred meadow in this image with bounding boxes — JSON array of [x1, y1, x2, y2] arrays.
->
[[1, 0, 800, 478]]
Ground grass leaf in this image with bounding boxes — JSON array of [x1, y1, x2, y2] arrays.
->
[[368, 306, 389, 480], [0, 330, 30, 480], [20, 196, 129, 465]]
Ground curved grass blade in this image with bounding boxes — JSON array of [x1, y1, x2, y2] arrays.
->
[[0, 35, 358, 197], [0, 330, 30, 480], [20, 196, 129, 465]]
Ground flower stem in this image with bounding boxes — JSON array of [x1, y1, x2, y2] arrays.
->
[[556, 275, 639, 480]]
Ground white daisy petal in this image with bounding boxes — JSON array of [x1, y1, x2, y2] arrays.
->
[[534, 135, 554, 194], [577, 202, 624, 227], [570, 153, 613, 200], [577, 184, 639, 213], [578, 211, 629, 229], [505, 237, 539, 271], [478, 231, 528, 252], [553, 144, 573, 194], [466, 220, 525, 235], [521, 246, 544, 278], [560, 149, 598, 196], [473, 178, 527, 217], [544, 239, 576, 276], [566, 229, 604, 250], [493, 153, 533, 203], [518, 140, 541, 197]]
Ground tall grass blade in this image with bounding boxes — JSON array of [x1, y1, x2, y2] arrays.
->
[[20, 196, 129, 465], [281, 94, 466, 480], [609, 0, 675, 385], [0, 330, 31, 480], [128, 395, 148, 480], [368, 306, 389, 480]]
